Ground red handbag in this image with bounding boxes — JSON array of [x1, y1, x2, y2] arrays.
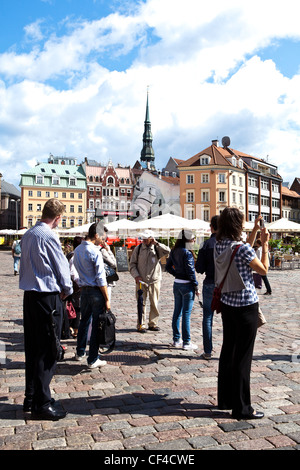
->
[[211, 244, 241, 313], [66, 301, 76, 319]]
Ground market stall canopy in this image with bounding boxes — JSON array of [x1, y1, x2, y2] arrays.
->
[[267, 218, 300, 233], [134, 213, 210, 236], [105, 219, 139, 234]]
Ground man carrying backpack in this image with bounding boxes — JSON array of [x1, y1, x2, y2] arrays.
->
[[130, 230, 170, 333], [12, 237, 22, 275]]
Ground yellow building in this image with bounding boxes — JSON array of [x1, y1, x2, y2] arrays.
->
[[19, 156, 87, 228]]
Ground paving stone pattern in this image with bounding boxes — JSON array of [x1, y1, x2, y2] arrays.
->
[[0, 250, 300, 450]]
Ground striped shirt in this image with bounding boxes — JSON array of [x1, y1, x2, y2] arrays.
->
[[73, 241, 107, 288], [19, 222, 73, 296], [215, 239, 258, 307]]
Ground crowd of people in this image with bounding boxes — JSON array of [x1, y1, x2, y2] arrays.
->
[[17, 198, 271, 422]]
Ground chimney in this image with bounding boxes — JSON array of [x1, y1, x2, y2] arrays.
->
[[212, 139, 219, 147]]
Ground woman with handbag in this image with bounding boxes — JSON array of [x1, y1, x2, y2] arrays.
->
[[166, 229, 200, 350], [215, 208, 269, 420]]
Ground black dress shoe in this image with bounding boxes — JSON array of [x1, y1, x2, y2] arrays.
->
[[232, 411, 264, 420], [148, 326, 160, 331], [23, 397, 55, 412], [31, 404, 67, 421]]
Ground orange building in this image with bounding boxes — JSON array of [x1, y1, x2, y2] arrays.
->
[[178, 139, 246, 221]]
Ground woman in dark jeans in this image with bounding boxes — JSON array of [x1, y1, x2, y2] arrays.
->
[[215, 208, 270, 420], [166, 229, 200, 350]]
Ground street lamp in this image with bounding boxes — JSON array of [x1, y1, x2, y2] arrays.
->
[[11, 198, 20, 231]]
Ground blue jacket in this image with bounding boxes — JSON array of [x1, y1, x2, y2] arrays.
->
[[166, 247, 198, 289], [195, 233, 216, 285]]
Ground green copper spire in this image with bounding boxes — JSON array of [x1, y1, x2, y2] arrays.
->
[[140, 89, 155, 169]]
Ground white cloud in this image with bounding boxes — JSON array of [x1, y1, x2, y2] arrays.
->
[[1, 0, 300, 187]]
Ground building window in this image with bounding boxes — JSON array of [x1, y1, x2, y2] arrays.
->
[[272, 183, 279, 193], [218, 174, 225, 184], [107, 177, 114, 185], [186, 208, 194, 220], [200, 156, 210, 165], [62, 192, 66, 198], [78, 193, 83, 199], [272, 198, 280, 208], [69, 177, 76, 186], [201, 174, 209, 183], [54, 192, 58, 198], [186, 191, 194, 203], [70, 219, 75, 228], [90, 187, 94, 196], [186, 174, 194, 184], [239, 177, 243, 187], [36, 175, 44, 184], [261, 196, 270, 206], [62, 219, 67, 228], [248, 176, 258, 187], [37, 204, 42, 211], [78, 219, 83, 226], [203, 209, 210, 221], [261, 180, 269, 190], [219, 191, 226, 202], [70, 193, 74, 199], [78, 205, 83, 213], [46, 191, 50, 198], [232, 192, 236, 203], [28, 190, 33, 197], [70, 205, 75, 213], [28, 218, 33, 227], [52, 176, 60, 185], [249, 194, 258, 205], [232, 175, 236, 185], [201, 191, 209, 202], [28, 204, 33, 211], [37, 191, 42, 197]]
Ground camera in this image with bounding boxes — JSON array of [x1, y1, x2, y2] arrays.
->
[[260, 218, 265, 229]]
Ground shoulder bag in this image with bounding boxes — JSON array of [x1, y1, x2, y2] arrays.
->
[[211, 244, 241, 313]]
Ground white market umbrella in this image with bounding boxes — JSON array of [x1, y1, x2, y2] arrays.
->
[[266, 218, 300, 233], [105, 219, 139, 234]]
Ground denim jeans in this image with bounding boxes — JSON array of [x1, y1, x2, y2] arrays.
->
[[172, 282, 195, 345], [13, 256, 20, 273], [202, 283, 215, 354], [76, 287, 105, 365]]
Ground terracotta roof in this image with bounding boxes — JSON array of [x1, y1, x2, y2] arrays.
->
[[282, 186, 300, 198], [178, 144, 235, 167]]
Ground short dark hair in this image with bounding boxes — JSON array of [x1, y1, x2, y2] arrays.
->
[[216, 207, 244, 241], [88, 223, 97, 239], [73, 236, 83, 249], [210, 215, 219, 232]]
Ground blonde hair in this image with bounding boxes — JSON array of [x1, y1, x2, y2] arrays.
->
[[42, 198, 65, 219]]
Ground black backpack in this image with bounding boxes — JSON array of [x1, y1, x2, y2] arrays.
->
[[97, 309, 116, 354]]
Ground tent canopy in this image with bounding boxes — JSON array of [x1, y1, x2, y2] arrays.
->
[[266, 218, 300, 232]]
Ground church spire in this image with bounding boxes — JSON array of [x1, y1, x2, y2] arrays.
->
[[140, 88, 155, 170]]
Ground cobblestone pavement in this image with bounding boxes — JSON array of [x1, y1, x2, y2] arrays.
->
[[0, 250, 300, 451]]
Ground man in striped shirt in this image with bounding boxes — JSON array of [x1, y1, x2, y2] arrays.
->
[[19, 199, 73, 421]]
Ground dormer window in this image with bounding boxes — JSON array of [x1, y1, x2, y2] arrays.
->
[[36, 174, 44, 184], [200, 155, 210, 165], [52, 175, 60, 185], [69, 177, 76, 186]]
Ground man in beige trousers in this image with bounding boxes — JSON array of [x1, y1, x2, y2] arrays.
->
[[130, 230, 170, 333]]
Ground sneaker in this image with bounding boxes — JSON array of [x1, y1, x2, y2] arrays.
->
[[200, 352, 212, 360], [172, 340, 183, 348], [88, 358, 107, 368], [183, 342, 198, 350], [74, 353, 86, 361]]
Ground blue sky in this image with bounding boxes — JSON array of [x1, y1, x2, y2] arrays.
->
[[1, 0, 300, 188]]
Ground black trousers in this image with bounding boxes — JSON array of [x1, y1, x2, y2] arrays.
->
[[23, 291, 63, 410], [218, 301, 258, 418]]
